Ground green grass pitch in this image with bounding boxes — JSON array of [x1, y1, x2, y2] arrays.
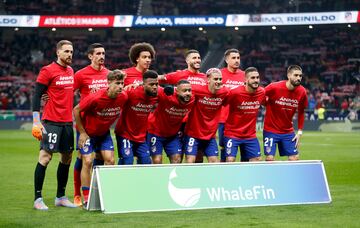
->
[[0, 130, 359, 227]]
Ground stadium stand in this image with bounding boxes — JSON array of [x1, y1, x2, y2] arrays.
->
[[0, 1, 359, 119]]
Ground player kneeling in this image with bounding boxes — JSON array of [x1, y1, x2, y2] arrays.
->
[[148, 80, 194, 164], [73, 70, 127, 206]]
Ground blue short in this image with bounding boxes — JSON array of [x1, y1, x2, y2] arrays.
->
[[263, 131, 298, 157], [78, 131, 114, 155], [183, 135, 219, 157], [116, 135, 151, 164], [223, 137, 261, 160], [217, 123, 225, 147], [147, 133, 182, 157]]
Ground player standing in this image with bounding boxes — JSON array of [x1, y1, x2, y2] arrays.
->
[[219, 49, 245, 162], [148, 80, 194, 164], [159, 49, 206, 86], [124, 42, 156, 86], [32, 40, 76, 210], [73, 70, 127, 206], [115, 70, 159, 165], [223, 67, 265, 162], [72, 43, 109, 207], [184, 68, 229, 163], [263, 65, 308, 161]]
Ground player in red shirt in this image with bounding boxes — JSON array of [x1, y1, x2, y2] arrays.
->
[[123, 42, 156, 86], [159, 49, 206, 86], [72, 43, 109, 207], [31, 40, 76, 210], [219, 49, 246, 162], [73, 70, 127, 206], [263, 65, 308, 161], [115, 70, 159, 165], [223, 67, 265, 162], [158, 49, 207, 163], [148, 80, 195, 164], [184, 68, 229, 163]]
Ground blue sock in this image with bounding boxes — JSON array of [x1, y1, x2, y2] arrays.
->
[[93, 158, 104, 167], [74, 157, 82, 171]]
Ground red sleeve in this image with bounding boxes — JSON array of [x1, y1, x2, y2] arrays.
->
[[36, 67, 51, 86], [116, 91, 129, 107], [79, 93, 96, 112], [162, 72, 178, 85], [222, 87, 231, 105], [73, 71, 81, 91], [297, 92, 308, 130]]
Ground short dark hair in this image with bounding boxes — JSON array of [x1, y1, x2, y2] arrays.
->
[[56, 40, 72, 50], [143, 70, 158, 81], [206, 68, 221, 77], [129, 42, 156, 65], [184, 49, 199, 59], [224, 48, 239, 58], [87, 43, 104, 55], [107, 69, 126, 81], [245, 67, 258, 76], [287, 65, 302, 74], [177, 80, 191, 86]]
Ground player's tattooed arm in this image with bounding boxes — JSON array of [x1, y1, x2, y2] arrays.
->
[[73, 104, 89, 148]]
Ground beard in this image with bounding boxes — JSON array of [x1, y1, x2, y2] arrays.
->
[[145, 89, 157, 97], [179, 95, 191, 103], [291, 79, 301, 87]]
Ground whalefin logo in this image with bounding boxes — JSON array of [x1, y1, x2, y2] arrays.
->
[[168, 168, 201, 207]]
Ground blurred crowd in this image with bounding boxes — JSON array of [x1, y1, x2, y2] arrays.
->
[[2, 0, 359, 15], [0, 25, 359, 120]]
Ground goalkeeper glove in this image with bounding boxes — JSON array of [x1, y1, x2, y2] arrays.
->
[[32, 112, 46, 141]]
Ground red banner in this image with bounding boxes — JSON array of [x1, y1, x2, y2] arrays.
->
[[39, 15, 114, 27]]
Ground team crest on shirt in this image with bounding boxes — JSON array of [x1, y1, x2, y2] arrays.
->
[[125, 148, 131, 155], [226, 148, 231, 155], [266, 146, 271, 154], [151, 146, 157, 153]]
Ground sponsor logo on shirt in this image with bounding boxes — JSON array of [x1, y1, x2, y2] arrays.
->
[[237, 101, 260, 110], [89, 79, 108, 93], [55, 75, 74, 86], [275, 96, 299, 108], [131, 103, 156, 113], [224, 80, 244, 89], [187, 77, 206, 86], [97, 107, 121, 117], [199, 97, 223, 106], [165, 107, 189, 117]]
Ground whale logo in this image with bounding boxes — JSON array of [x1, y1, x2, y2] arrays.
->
[[168, 168, 201, 207]]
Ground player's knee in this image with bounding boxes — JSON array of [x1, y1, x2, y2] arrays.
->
[[60, 153, 73, 165], [265, 155, 275, 161], [39, 150, 52, 166], [170, 155, 181, 164], [288, 155, 299, 161], [207, 156, 219, 163], [82, 156, 93, 169], [226, 157, 236, 162], [186, 155, 195, 163], [250, 156, 262, 162], [152, 156, 162, 164], [104, 157, 115, 165]]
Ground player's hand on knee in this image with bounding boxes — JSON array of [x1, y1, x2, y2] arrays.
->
[[78, 132, 90, 149], [292, 133, 302, 149]]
